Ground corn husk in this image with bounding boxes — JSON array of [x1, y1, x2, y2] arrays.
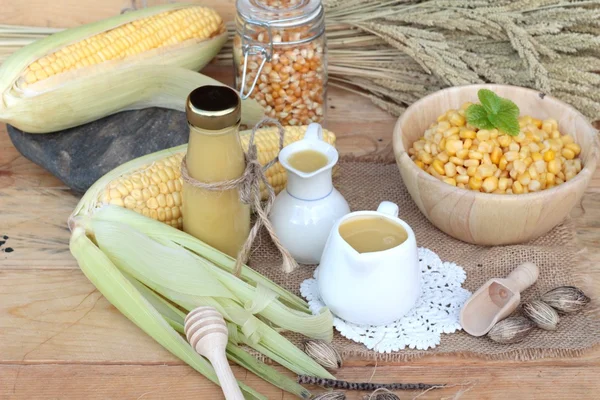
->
[[126, 274, 312, 399], [0, 4, 264, 133], [89, 214, 333, 342], [69, 227, 267, 400]]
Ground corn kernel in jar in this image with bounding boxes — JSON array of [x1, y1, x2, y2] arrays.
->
[[409, 102, 584, 194], [234, 0, 326, 126]]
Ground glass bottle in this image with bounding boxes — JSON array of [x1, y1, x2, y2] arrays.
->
[[182, 85, 250, 258], [234, 0, 327, 126]]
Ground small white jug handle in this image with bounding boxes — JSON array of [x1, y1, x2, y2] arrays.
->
[[377, 201, 399, 217], [304, 123, 324, 142]]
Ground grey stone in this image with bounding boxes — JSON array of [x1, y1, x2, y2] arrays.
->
[[7, 107, 188, 193]]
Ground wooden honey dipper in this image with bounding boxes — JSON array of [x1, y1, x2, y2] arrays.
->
[[184, 306, 244, 400]]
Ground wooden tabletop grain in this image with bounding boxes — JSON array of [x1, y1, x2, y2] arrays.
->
[[1, 1, 599, 399]]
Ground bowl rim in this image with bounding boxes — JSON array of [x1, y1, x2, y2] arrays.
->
[[393, 84, 600, 200]]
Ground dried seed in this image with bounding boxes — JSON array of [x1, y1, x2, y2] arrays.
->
[[313, 391, 346, 400], [303, 339, 343, 370], [234, 31, 324, 125], [363, 390, 400, 400], [488, 316, 536, 344], [523, 300, 560, 330], [540, 286, 590, 313]]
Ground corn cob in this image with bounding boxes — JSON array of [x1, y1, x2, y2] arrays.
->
[[0, 4, 264, 133], [96, 126, 337, 229], [18, 6, 224, 87]]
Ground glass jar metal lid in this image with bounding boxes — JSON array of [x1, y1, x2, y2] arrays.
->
[[186, 86, 241, 130]]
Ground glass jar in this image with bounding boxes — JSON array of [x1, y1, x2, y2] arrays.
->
[[234, 0, 327, 126]]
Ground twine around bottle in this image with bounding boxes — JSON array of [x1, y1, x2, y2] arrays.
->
[[180, 117, 299, 276]]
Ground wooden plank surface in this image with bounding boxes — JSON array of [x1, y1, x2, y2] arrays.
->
[[1, 1, 599, 399], [1, 364, 597, 400]]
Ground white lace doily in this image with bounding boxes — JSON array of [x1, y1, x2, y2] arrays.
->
[[300, 247, 471, 353]]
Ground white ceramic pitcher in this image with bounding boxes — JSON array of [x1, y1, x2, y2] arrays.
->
[[316, 201, 421, 326], [269, 123, 350, 264]]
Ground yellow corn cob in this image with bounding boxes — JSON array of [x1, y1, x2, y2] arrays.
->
[[18, 6, 224, 88], [95, 126, 337, 229], [100, 152, 185, 228], [0, 4, 264, 133]]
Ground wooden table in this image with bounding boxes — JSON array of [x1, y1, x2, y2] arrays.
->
[[1, 1, 600, 398]]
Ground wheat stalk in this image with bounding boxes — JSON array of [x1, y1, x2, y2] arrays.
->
[[319, 0, 600, 120], [1, 1, 599, 119]]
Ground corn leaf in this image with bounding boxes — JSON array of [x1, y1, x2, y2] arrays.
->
[[226, 344, 312, 399], [206, 262, 333, 341], [127, 278, 312, 399], [89, 205, 308, 312], [221, 300, 334, 379], [69, 227, 266, 400], [125, 274, 188, 335], [92, 214, 332, 341], [93, 220, 236, 300], [90, 218, 334, 379]]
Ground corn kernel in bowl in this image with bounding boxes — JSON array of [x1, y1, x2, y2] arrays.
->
[[409, 103, 583, 194]]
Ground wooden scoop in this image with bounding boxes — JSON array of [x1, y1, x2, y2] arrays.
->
[[460, 262, 539, 336], [184, 306, 244, 400]]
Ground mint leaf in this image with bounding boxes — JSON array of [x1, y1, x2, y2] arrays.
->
[[465, 104, 495, 130], [478, 89, 502, 114], [488, 113, 520, 136], [497, 98, 520, 121], [466, 89, 521, 136], [491, 97, 520, 135]]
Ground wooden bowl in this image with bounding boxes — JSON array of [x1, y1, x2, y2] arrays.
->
[[393, 84, 599, 245]]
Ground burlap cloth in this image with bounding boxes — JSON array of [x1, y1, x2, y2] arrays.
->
[[247, 157, 600, 361]]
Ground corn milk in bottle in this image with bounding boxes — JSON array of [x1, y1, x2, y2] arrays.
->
[[182, 85, 250, 257]]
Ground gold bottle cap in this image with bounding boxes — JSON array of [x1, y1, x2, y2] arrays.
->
[[186, 85, 241, 130]]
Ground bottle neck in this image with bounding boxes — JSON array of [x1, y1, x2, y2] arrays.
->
[[186, 123, 245, 182], [286, 169, 333, 200]]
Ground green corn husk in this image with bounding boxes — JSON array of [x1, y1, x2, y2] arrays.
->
[[69, 227, 266, 400], [93, 205, 327, 331], [90, 215, 332, 341], [128, 276, 312, 399], [226, 344, 312, 399], [88, 216, 334, 379]]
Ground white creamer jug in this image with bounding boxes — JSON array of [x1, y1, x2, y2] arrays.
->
[[316, 201, 421, 326], [269, 123, 350, 264]]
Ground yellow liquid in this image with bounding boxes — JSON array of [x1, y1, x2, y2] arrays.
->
[[339, 216, 408, 253], [287, 149, 328, 173], [182, 124, 250, 258]]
